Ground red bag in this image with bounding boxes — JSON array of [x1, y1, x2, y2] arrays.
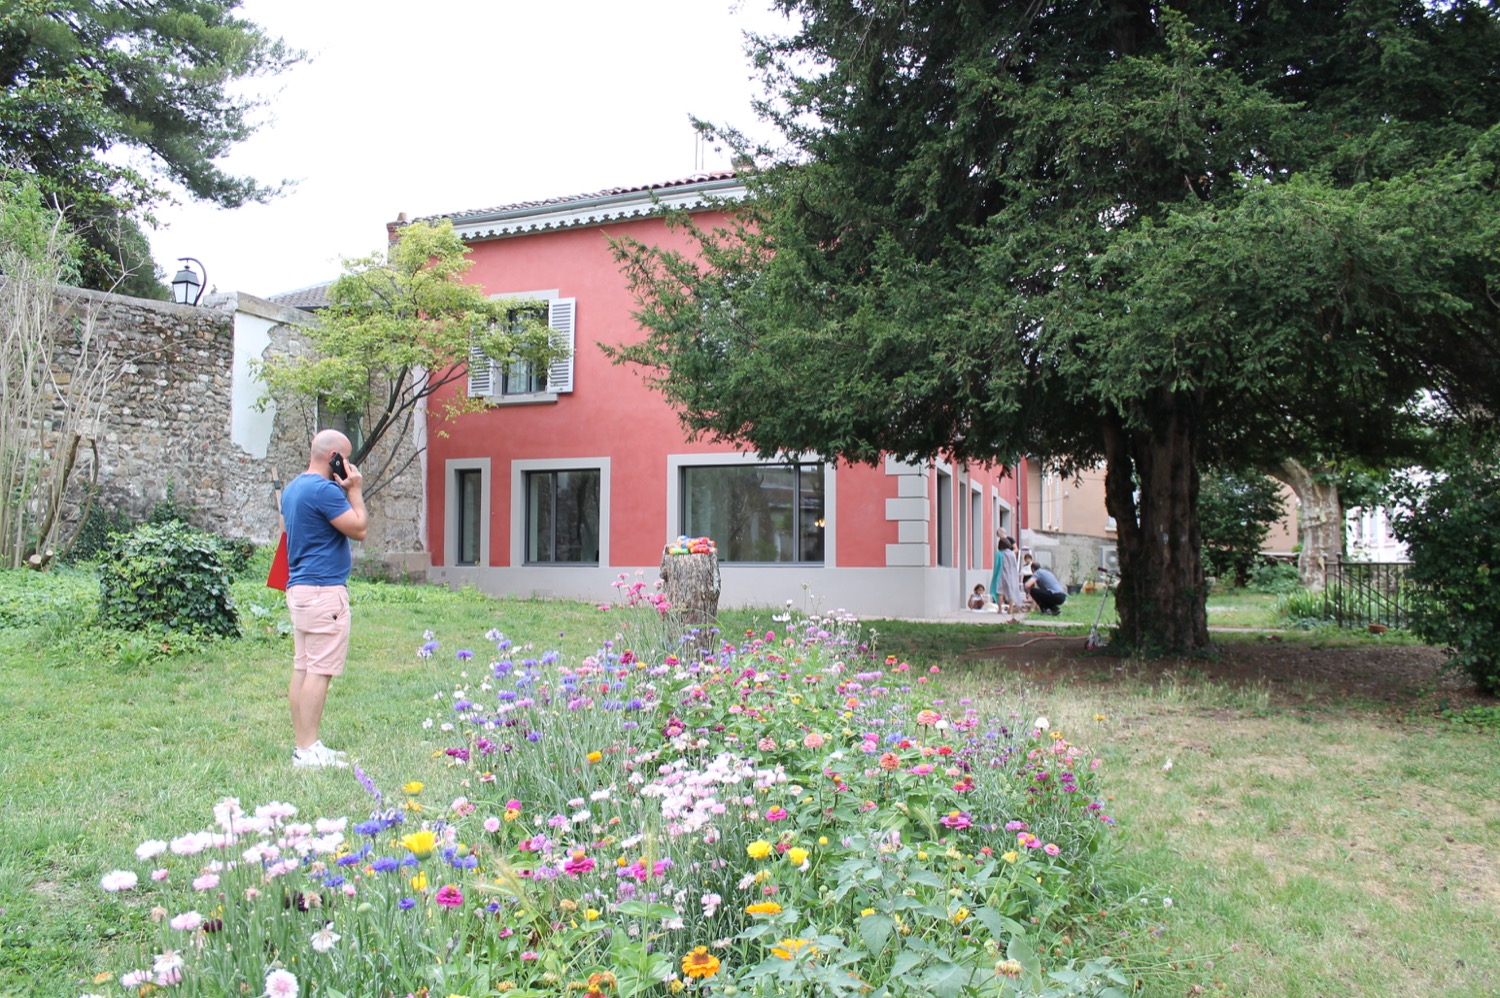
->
[[266, 532, 290, 591]]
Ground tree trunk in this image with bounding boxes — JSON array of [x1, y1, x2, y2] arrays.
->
[[658, 549, 721, 657], [1270, 458, 1341, 590], [1103, 397, 1210, 655]]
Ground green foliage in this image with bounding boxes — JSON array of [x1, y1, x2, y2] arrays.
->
[[254, 220, 564, 491], [614, 1, 1500, 656], [1388, 440, 1500, 694], [0, 175, 80, 282], [64, 487, 134, 563], [1199, 471, 1287, 587], [1245, 561, 1301, 595], [1438, 704, 1500, 731], [0, 0, 302, 292], [98, 521, 239, 637], [1275, 589, 1334, 629]]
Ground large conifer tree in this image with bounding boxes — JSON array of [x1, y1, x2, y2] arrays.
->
[[0, 0, 299, 293], [615, 0, 1500, 654]]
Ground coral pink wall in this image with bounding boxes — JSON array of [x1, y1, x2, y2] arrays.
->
[[426, 212, 742, 568]]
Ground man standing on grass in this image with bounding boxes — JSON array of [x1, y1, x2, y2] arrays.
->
[[282, 429, 367, 768]]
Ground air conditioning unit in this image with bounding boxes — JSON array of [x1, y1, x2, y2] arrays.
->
[[1099, 544, 1120, 572]]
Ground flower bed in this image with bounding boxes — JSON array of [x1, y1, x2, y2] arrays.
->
[[93, 605, 1139, 997]]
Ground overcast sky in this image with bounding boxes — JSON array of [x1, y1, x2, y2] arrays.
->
[[147, 0, 790, 297]]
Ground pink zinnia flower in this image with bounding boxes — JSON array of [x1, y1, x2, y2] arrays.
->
[[434, 884, 464, 908], [483, 817, 502, 833], [1044, 843, 1061, 856], [802, 732, 826, 749], [765, 806, 789, 821]]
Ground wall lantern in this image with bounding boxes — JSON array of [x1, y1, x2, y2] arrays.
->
[[171, 257, 207, 305]]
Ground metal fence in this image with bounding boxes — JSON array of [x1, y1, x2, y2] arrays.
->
[[1325, 559, 1414, 630]]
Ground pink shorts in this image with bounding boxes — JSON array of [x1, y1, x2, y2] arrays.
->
[[287, 585, 351, 677]]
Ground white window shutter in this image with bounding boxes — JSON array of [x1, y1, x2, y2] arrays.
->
[[467, 342, 493, 398], [547, 298, 576, 393]]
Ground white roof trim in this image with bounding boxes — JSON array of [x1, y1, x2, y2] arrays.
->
[[449, 178, 747, 242]]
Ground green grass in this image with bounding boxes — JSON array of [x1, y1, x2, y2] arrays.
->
[[0, 568, 1496, 997]]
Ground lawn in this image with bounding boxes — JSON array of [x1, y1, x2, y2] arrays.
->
[[0, 565, 1495, 997]]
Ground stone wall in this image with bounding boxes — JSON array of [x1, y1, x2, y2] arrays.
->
[[43, 285, 424, 564]]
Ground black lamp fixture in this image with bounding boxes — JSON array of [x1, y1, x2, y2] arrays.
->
[[171, 257, 207, 305]]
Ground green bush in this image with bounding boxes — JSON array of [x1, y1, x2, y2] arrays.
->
[[1246, 560, 1301, 594], [1389, 442, 1500, 695], [98, 521, 239, 637], [1275, 588, 1331, 628]]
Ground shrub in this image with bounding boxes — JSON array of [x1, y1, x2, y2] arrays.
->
[[1199, 470, 1287, 587], [1246, 561, 1301, 594], [98, 521, 239, 637], [1388, 443, 1500, 695], [1275, 588, 1331, 629]]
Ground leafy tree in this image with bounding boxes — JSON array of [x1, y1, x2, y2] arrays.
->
[[255, 221, 562, 496], [613, 0, 1500, 655], [0, 0, 300, 293], [1198, 469, 1286, 588], [1388, 436, 1500, 695]]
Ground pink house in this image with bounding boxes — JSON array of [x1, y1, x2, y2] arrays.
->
[[414, 173, 1028, 618]]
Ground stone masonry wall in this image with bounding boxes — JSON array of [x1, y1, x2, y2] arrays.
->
[[44, 285, 423, 564]]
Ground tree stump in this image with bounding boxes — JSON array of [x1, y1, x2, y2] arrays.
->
[[658, 547, 721, 657]]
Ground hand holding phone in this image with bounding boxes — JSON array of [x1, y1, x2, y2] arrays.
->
[[329, 452, 347, 481]]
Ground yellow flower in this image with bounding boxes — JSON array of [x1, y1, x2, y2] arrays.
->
[[586, 751, 603, 764], [681, 946, 721, 979], [770, 938, 817, 961], [409, 871, 428, 891], [1093, 714, 1107, 722], [860, 908, 876, 917], [1050, 731, 1064, 740], [951, 907, 970, 925], [401, 830, 437, 859], [746, 840, 773, 860], [745, 901, 783, 915], [668, 982, 684, 994], [585, 908, 601, 921], [403, 781, 425, 794], [1002, 851, 1018, 863], [917, 851, 928, 860], [787, 847, 810, 866], [818, 836, 829, 846]]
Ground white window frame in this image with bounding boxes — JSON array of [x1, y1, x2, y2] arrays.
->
[[445, 457, 491, 568], [468, 289, 576, 403], [511, 457, 611, 568]]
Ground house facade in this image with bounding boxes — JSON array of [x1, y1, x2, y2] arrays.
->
[[413, 174, 1028, 618]]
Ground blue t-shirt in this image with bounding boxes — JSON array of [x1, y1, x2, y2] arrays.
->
[[282, 473, 353, 587]]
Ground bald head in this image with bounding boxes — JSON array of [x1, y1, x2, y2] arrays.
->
[[311, 429, 351, 464]]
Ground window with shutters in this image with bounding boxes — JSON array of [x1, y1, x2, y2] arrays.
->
[[467, 292, 576, 402]]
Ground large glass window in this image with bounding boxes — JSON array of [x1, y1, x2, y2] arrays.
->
[[681, 463, 824, 563], [526, 469, 600, 563], [455, 469, 483, 566]]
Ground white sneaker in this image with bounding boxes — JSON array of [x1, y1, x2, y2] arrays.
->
[[312, 741, 348, 760], [292, 744, 349, 769]]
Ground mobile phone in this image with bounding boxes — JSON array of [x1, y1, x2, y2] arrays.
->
[[329, 452, 347, 481]]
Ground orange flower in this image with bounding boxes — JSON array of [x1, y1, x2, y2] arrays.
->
[[771, 938, 818, 960], [745, 901, 782, 915], [681, 946, 721, 979]]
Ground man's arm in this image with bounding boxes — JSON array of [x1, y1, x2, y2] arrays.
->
[[330, 461, 369, 541]]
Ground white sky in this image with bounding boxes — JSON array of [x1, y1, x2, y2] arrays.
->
[[147, 0, 791, 297]]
